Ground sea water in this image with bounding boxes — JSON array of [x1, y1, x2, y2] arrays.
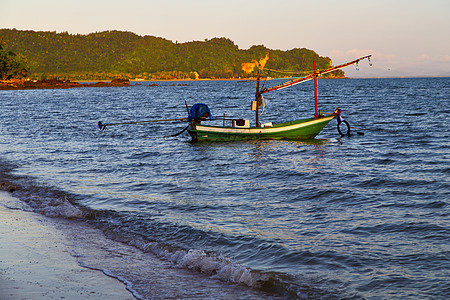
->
[[0, 78, 449, 299]]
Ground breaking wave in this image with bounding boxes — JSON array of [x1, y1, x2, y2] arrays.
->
[[0, 175, 290, 298]]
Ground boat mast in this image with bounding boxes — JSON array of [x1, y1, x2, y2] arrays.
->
[[241, 54, 269, 127], [314, 61, 319, 118], [255, 62, 262, 127]]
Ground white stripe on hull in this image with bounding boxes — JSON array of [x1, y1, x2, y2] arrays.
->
[[193, 116, 334, 134]]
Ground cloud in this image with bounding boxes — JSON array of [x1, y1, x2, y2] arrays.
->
[[441, 55, 450, 62], [417, 54, 430, 61], [415, 54, 450, 64]]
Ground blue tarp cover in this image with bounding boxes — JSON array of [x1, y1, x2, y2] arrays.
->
[[187, 103, 214, 122]]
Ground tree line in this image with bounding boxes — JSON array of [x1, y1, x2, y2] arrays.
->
[[0, 29, 345, 80]]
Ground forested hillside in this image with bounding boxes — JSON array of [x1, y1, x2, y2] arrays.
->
[[0, 29, 345, 80]]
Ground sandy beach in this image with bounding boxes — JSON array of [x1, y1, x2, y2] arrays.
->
[[0, 191, 135, 300]]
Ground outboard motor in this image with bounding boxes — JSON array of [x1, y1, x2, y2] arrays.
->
[[187, 103, 214, 123]]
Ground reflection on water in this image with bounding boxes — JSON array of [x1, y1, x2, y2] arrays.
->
[[0, 78, 448, 299]]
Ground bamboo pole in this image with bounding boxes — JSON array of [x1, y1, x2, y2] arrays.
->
[[98, 118, 187, 130]]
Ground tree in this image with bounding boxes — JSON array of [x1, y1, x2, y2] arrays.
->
[[0, 39, 29, 79]]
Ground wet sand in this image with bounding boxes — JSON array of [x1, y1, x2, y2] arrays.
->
[[0, 191, 135, 299]]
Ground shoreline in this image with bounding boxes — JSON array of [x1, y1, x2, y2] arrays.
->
[[0, 78, 132, 90], [3, 76, 445, 91], [0, 191, 136, 299], [0, 190, 273, 299], [0, 77, 353, 90]]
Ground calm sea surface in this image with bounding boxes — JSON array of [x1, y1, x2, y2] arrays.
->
[[0, 78, 449, 299]]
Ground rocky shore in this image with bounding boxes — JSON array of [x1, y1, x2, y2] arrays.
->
[[0, 78, 131, 90]]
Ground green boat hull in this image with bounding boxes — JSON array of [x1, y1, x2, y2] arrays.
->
[[188, 116, 334, 142]]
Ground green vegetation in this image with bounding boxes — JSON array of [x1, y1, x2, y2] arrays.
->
[[0, 37, 29, 79], [0, 29, 345, 80]]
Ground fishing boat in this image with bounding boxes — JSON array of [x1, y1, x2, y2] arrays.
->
[[98, 55, 372, 141], [187, 55, 372, 142]]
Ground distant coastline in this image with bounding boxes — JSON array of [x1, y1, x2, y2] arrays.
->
[[0, 29, 346, 81], [5, 77, 448, 90], [0, 77, 354, 90], [0, 78, 131, 90]]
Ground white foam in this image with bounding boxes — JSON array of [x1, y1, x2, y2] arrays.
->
[[12, 189, 84, 219], [4, 186, 262, 290], [39, 196, 84, 218], [138, 243, 260, 287]]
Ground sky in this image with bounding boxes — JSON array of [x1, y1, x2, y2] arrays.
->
[[1, 0, 449, 77]]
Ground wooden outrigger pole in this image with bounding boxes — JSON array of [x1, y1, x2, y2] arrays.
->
[[98, 118, 187, 131], [255, 54, 372, 121], [252, 54, 371, 127], [260, 55, 372, 94]]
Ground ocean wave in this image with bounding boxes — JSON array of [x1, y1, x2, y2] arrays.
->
[[115, 235, 261, 288], [0, 178, 278, 296], [0, 171, 262, 290], [0, 178, 85, 219]]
